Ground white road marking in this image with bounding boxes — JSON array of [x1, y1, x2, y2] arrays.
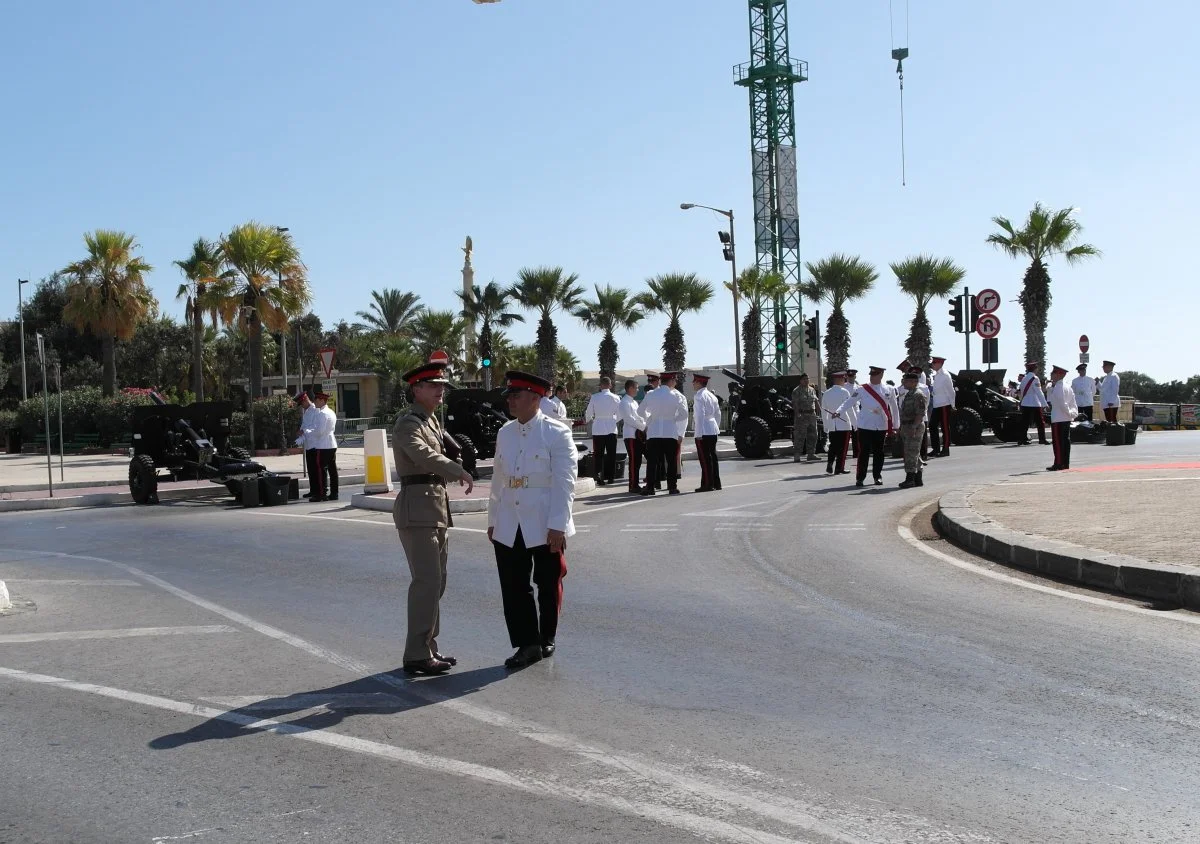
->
[[204, 693, 407, 711], [0, 625, 235, 644], [807, 527, 867, 532], [896, 501, 1200, 628], [714, 527, 773, 532], [0, 666, 846, 844], [620, 527, 677, 533], [3, 578, 142, 586], [244, 511, 392, 527], [151, 808, 321, 842]]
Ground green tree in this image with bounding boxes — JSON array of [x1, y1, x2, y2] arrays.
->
[[572, 285, 644, 379], [61, 230, 157, 396], [798, 254, 878, 375], [116, 316, 192, 393], [174, 238, 226, 400], [986, 203, 1100, 368], [354, 289, 424, 336], [635, 272, 714, 374], [503, 342, 539, 376], [214, 222, 310, 401], [458, 280, 524, 388], [411, 310, 466, 371], [890, 255, 966, 371], [510, 266, 584, 383], [726, 267, 788, 377], [555, 347, 583, 392]]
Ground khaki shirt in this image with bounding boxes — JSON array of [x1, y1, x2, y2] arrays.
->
[[791, 385, 817, 415], [391, 407, 468, 530]]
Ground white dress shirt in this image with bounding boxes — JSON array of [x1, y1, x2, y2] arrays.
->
[[1071, 375, 1097, 412], [821, 385, 854, 432], [296, 404, 335, 450], [584, 389, 621, 436], [692, 386, 720, 437], [1019, 372, 1048, 408], [1048, 379, 1079, 424], [488, 410, 577, 548], [930, 368, 955, 409], [671, 388, 689, 437], [841, 382, 900, 432], [619, 394, 645, 438], [641, 385, 688, 439], [1100, 371, 1121, 409]]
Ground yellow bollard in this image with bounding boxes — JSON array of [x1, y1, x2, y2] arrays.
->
[[363, 428, 393, 494]]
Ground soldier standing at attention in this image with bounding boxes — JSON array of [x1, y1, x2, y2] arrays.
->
[[1071, 364, 1097, 422], [839, 366, 898, 488], [619, 379, 647, 494], [1018, 361, 1050, 445], [1100, 360, 1121, 423], [791, 372, 820, 463], [844, 369, 861, 458], [928, 356, 955, 457], [312, 391, 339, 501], [391, 362, 475, 676], [540, 385, 570, 422], [293, 390, 323, 501], [821, 372, 853, 475], [640, 372, 688, 495], [1047, 364, 1079, 471], [584, 376, 621, 486], [488, 371, 577, 669], [898, 368, 929, 488], [641, 373, 666, 487], [691, 372, 722, 492]]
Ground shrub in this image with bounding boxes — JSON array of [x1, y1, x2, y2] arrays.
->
[[15, 387, 156, 445]]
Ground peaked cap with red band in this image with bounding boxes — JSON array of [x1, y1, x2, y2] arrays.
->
[[402, 362, 450, 386], [501, 370, 551, 397], [691, 372, 710, 384], [897, 358, 912, 371]]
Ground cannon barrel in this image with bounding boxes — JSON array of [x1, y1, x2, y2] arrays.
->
[[721, 368, 745, 385], [149, 391, 168, 406]]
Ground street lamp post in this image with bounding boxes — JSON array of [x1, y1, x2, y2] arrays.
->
[[680, 204, 742, 376], [241, 305, 256, 455], [18, 279, 30, 400], [36, 332, 52, 496]]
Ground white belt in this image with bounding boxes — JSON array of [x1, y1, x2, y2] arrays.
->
[[504, 474, 553, 489]]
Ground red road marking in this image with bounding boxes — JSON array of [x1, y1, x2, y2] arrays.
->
[[1070, 462, 1200, 473]]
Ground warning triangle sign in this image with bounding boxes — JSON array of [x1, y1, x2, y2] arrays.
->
[[319, 348, 336, 379]]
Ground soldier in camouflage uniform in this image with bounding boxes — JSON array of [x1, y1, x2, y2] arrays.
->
[[790, 373, 820, 462], [898, 368, 928, 489]]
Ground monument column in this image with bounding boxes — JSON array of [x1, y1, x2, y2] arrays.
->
[[462, 236, 476, 377]]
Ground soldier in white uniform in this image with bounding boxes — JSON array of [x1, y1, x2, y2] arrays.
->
[[1100, 360, 1121, 423], [1018, 361, 1050, 445], [488, 371, 577, 669], [670, 376, 688, 482], [1046, 364, 1079, 471], [1071, 364, 1097, 422], [312, 392, 339, 501], [691, 372, 722, 492], [844, 369, 860, 458], [584, 376, 621, 486], [821, 371, 854, 475], [928, 356, 956, 457], [639, 371, 688, 495], [838, 365, 899, 487], [540, 385, 570, 422], [293, 391, 328, 501], [619, 379, 647, 493]]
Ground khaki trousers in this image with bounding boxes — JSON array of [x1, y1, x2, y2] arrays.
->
[[397, 527, 449, 662]]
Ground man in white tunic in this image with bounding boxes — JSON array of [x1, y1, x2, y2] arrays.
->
[[838, 366, 899, 487], [540, 385, 570, 422], [1071, 364, 1097, 422], [488, 371, 577, 669], [584, 376, 621, 486], [1100, 360, 1121, 423], [1046, 364, 1079, 471], [691, 372, 722, 492], [821, 372, 854, 475], [1018, 361, 1050, 446], [619, 379, 647, 493], [928, 356, 956, 457], [639, 371, 688, 495]]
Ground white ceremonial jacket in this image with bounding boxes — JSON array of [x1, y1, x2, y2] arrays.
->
[[1048, 380, 1079, 424], [584, 389, 621, 436], [841, 382, 900, 432], [1071, 375, 1097, 412], [296, 404, 336, 450], [618, 394, 645, 438], [821, 385, 854, 432], [1019, 372, 1047, 408], [671, 388, 689, 437], [692, 386, 721, 437], [1100, 372, 1121, 409], [930, 368, 955, 409], [641, 386, 688, 439], [488, 411, 577, 548]]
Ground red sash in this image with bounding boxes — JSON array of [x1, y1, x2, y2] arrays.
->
[[860, 384, 894, 434], [1021, 377, 1035, 399]]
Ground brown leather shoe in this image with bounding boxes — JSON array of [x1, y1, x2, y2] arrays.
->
[[433, 652, 457, 666], [402, 658, 452, 676]]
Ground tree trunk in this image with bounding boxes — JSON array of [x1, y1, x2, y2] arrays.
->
[[191, 300, 205, 400], [742, 305, 761, 377], [536, 315, 557, 383], [662, 317, 685, 373], [101, 334, 116, 397], [905, 307, 931, 373], [824, 307, 850, 374], [1018, 259, 1050, 369], [598, 331, 618, 380], [249, 310, 263, 403]]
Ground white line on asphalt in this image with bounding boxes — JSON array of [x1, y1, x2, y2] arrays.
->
[[151, 808, 321, 842], [3, 578, 142, 586], [204, 693, 407, 711], [896, 501, 1200, 628], [714, 527, 772, 532], [0, 625, 235, 644], [243, 511, 392, 527], [807, 527, 867, 532], [0, 665, 844, 844], [620, 528, 677, 533]]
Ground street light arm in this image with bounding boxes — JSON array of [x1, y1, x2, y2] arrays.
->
[[679, 202, 732, 219]]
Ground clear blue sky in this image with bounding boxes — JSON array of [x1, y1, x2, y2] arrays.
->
[[2, 1, 1195, 381]]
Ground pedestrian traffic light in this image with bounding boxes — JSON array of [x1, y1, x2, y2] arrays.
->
[[948, 295, 964, 333], [803, 316, 818, 350], [479, 334, 493, 369], [774, 321, 786, 353], [717, 230, 733, 262]]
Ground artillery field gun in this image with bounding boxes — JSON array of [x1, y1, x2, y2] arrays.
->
[[128, 392, 295, 505], [723, 369, 826, 459], [951, 368, 1026, 445]]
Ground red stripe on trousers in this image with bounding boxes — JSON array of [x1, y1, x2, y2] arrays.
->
[[942, 406, 951, 443], [841, 431, 851, 463], [1052, 422, 1061, 465], [697, 438, 709, 487], [314, 449, 323, 497]]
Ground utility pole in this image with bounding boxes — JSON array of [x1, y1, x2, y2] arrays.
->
[[18, 279, 30, 400], [276, 227, 290, 391], [963, 286, 971, 371], [36, 333, 52, 496]]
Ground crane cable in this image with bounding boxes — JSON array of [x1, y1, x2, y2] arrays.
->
[[889, 0, 910, 186]]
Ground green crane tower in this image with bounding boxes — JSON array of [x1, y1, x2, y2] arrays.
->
[[735, 0, 807, 376]]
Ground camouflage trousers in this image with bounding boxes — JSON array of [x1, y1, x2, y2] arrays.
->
[[793, 413, 819, 458], [900, 422, 926, 473]]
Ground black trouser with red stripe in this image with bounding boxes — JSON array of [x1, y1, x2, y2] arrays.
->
[[695, 434, 721, 490], [855, 429, 887, 482], [930, 404, 953, 453], [591, 433, 617, 483], [1050, 421, 1071, 469], [624, 433, 644, 491], [305, 448, 325, 499], [646, 438, 678, 492], [493, 528, 567, 648], [1103, 406, 1118, 423], [320, 448, 338, 498], [1021, 406, 1048, 443], [826, 430, 850, 473]]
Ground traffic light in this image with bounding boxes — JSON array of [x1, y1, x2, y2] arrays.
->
[[774, 321, 786, 353], [803, 315, 818, 350], [717, 230, 733, 262], [948, 295, 964, 333], [967, 295, 980, 335], [479, 333, 493, 369]]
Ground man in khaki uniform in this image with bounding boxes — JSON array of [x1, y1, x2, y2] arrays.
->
[[391, 361, 474, 676]]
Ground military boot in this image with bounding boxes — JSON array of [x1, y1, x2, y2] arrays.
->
[[915, 470, 924, 487], [898, 472, 917, 489]]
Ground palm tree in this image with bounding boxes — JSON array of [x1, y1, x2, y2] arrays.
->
[[458, 280, 524, 389], [986, 203, 1100, 368], [354, 289, 424, 336], [61, 230, 156, 396], [725, 267, 788, 377], [890, 255, 966, 371], [798, 254, 878, 375], [572, 285, 644, 379], [213, 222, 310, 402], [503, 342, 540, 376], [555, 347, 583, 392], [174, 238, 226, 401], [635, 272, 714, 373], [509, 266, 584, 383], [410, 310, 466, 370]]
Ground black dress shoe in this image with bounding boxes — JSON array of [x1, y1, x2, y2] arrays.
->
[[837, 470, 851, 475], [326, 494, 339, 501], [504, 645, 543, 670], [540, 643, 556, 658], [694, 486, 713, 493], [433, 652, 457, 666], [826, 466, 834, 475], [1046, 465, 1062, 472], [402, 658, 452, 676], [855, 479, 865, 487], [310, 496, 326, 503], [873, 477, 883, 486], [639, 487, 655, 496], [668, 489, 681, 495]]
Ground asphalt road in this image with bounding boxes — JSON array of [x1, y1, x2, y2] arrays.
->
[[2, 433, 1199, 843]]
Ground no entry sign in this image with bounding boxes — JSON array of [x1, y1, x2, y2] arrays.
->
[[1079, 335, 1090, 354], [429, 349, 450, 364]]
